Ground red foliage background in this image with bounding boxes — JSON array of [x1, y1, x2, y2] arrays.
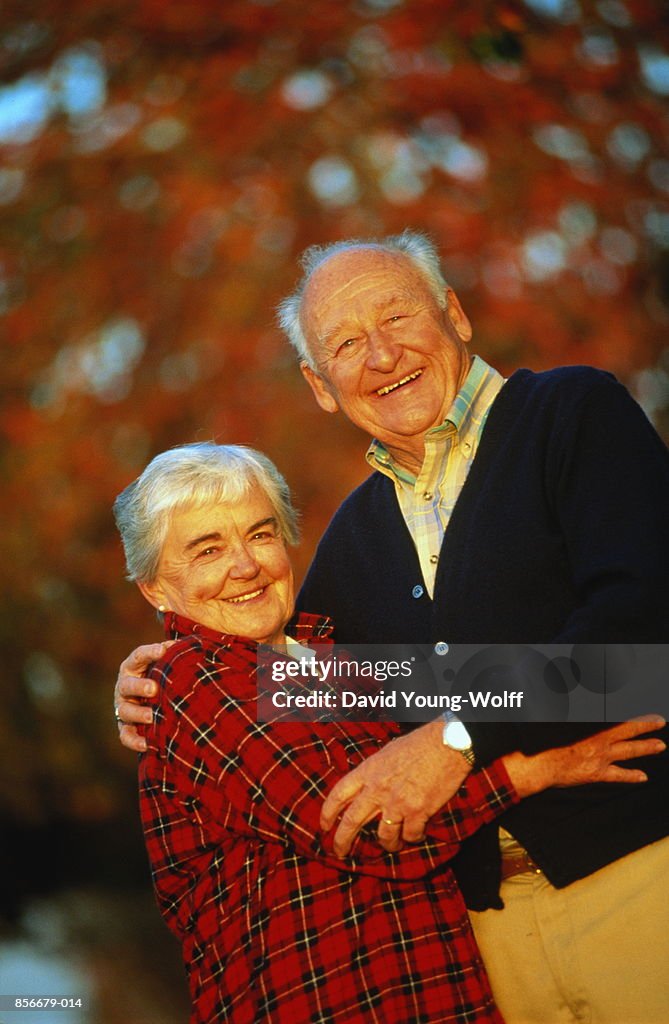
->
[[0, 1, 668, 1016]]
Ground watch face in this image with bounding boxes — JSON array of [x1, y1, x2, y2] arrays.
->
[[445, 720, 472, 751]]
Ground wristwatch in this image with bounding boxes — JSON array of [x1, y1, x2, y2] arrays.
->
[[442, 710, 476, 768]]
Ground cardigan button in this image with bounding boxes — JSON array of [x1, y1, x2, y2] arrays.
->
[[412, 584, 424, 599], [434, 642, 449, 656]]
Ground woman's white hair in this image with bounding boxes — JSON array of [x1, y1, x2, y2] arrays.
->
[[113, 442, 299, 583], [276, 229, 448, 369]]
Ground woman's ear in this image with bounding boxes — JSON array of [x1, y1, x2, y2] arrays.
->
[[138, 580, 167, 611]]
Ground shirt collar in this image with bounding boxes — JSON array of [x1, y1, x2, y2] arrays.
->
[[162, 609, 335, 648], [366, 355, 504, 483]]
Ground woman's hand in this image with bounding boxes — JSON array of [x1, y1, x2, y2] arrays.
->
[[114, 642, 173, 752], [504, 716, 666, 798]]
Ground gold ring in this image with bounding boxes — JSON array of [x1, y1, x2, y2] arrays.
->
[[382, 817, 400, 826]]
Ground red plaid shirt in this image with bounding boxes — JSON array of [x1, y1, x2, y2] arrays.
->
[[139, 611, 518, 1024]]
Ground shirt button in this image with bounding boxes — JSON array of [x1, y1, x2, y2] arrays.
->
[[412, 585, 424, 599], [429, 554, 438, 564], [434, 642, 449, 655], [423, 491, 433, 501], [463, 441, 471, 452]]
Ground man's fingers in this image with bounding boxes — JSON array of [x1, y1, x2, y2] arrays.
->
[[118, 672, 156, 701], [331, 798, 381, 858], [320, 775, 364, 831], [118, 643, 174, 702], [401, 815, 429, 844], [377, 817, 404, 853], [118, 723, 147, 753], [122, 638, 175, 671], [121, 641, 175, 678], [114, 642, 173, 754], [116, 698, 154, 726]]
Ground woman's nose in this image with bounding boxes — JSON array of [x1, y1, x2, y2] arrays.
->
[[229, 543, 260, 579]]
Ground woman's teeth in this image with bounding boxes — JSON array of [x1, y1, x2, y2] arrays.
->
[[226, 587, 265, 604]]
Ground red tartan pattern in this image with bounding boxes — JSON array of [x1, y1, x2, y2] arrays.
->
[[138, 611, 518, 1023]]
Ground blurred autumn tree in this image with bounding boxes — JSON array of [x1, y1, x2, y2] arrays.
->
[[1, 0, 669, 909]]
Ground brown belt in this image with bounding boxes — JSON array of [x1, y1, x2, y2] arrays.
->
[[500, 848, 543, 880]]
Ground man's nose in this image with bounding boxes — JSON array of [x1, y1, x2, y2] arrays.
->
[[365, 329, 400, 372]]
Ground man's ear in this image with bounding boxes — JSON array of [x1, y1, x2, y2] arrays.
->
[[444, 287, 472, 343], [300, 362, 340, 414], [138, 580, 167, 611]]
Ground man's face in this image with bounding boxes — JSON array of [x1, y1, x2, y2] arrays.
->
[[299, 247, 472, 468]]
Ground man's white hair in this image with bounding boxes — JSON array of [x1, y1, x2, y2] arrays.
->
[[276, 229, 448, 369]]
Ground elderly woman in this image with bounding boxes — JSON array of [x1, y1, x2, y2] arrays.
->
[[113, 442, 663, 1024]]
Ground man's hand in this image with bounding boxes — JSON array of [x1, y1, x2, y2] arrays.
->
[[320, 720, 470, 856], [114, 643, 173, 752]]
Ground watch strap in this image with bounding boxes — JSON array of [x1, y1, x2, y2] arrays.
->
[[442, 711, 476, 768]]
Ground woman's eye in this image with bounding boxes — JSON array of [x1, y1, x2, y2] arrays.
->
[[387, 314, 404, 323], [251, 530, 273, 542], [198, 546, 218, 558]]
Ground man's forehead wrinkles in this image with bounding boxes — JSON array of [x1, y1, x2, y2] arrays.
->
[[316, 283, 417, 326], [314, 272, 388, 310], [303, 250, 429, 351], [317, 291, 414, 343]]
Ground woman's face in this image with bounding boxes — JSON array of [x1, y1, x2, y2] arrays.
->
[[139, 484, 295, 645]]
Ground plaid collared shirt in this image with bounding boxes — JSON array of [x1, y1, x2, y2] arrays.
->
[[366, 356, 505, 597], [139, 610, 518, 1024]]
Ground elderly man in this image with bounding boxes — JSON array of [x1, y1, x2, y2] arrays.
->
[[116, 231, 669, 1024]]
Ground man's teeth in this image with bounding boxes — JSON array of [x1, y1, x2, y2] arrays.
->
[[226, 588, 265, 604], [376, 370, 422, 396]]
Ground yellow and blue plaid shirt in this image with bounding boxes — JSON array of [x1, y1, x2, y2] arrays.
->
[[366, 355, 505, 597]]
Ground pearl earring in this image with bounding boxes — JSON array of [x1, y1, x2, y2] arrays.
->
[[158, 605, 166, 612]]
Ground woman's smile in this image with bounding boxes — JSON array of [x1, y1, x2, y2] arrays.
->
[[139, 487, 295, 644]]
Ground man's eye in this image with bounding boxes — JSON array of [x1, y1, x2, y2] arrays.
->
[[251, 530, 273, 541], [337, 338, 358, 354], [387, 314, 405, 323], [198, 546, 219, 558]]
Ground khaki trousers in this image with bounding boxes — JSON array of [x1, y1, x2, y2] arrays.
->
[[469, 835, 669, 1024]]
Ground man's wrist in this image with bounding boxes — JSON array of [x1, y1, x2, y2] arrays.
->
[[441, 711, 476, 768]]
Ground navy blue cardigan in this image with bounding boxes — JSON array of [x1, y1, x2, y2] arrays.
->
[[297, 367, 669, 909]]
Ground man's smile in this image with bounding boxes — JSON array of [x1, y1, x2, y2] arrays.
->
[[375, 368, 423, 397]]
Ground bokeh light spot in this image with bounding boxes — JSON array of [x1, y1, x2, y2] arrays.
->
[[0, 167, 25, 204], [142, 116, 187, 152], [607, 122, 651, 166], [307, 156, 360, 206], [280, 69, 334, 110], [558, 200, 597, 245], [522, 231, 568, 281], [639, 48, 669, 95]]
